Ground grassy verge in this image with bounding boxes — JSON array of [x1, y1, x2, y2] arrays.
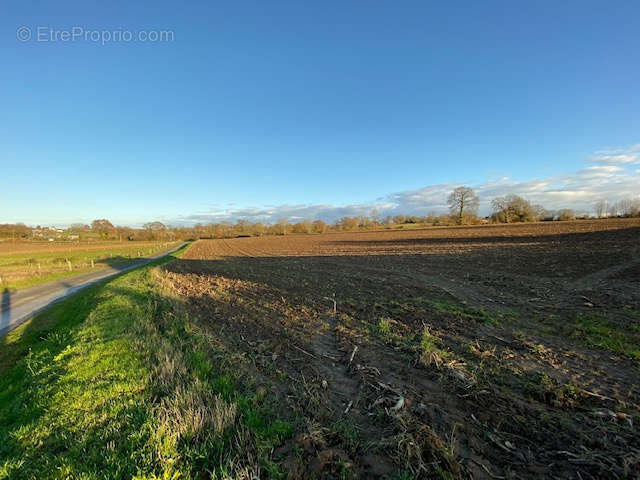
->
[[0, 252, 291, 479], [0, 242, 178, 290]]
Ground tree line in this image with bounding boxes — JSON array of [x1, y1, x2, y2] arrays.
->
[[446, 186, 639, 225], [1, 188, 638, 241], [594, 199, 640, 219]]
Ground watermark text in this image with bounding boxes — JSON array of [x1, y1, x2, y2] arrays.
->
[[17, 26, 174, 45]]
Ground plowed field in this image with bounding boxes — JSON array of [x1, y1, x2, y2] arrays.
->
[[159, 219, 640, 479]]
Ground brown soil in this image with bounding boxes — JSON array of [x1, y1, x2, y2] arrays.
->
[[159, 219, 640, 479]]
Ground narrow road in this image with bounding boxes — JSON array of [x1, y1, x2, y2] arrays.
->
[[0, 242, 186, 337]]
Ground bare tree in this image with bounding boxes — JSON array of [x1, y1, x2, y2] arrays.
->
[[302, 219, 313, 234], [448, 187, 479, 225], [594, 200, 607, 218], [616, 198, 640, 217], [557, 209, 576, 221], [277, 217, 290, 235]]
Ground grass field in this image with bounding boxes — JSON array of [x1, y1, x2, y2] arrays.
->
[[1, 219, 639, 479], [0, 241, 179, 290]]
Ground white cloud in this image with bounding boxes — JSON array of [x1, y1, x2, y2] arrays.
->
[[582, 165, 622, 173], [589, 144, 640, 165], [171, 144, 640, 225], [591, 154, 638, 164]]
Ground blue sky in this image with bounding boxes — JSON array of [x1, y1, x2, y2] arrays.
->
[[1, 1, 639, 226]]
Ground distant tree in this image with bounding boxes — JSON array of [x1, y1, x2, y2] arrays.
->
[[277, 218, 290, 235], [594, 200, 608, 219], [337, 217, 359, 230], [291, 222, 305, 234], [91, 219, 115, 239], [426, 211, 438, 224], [433, 214, 454, 226], [143, 221, 167, 240], [448, 186, 479, 225], [358, 216, 373, 228], [252, 222, 266, 236], [234, 219, 250, 234], [143, 221, 166, 231], [115, 226, 134, 241], [616, 198, 640, 217], [69, 223, 90, 232], [370, 210, 380, 226], [312, 220, 327, 233], [301, 219, 313, 234], [557, 209, 576, 221], [0, 223, 31, 240], [532, 205, 549, 221], [491, 195, 539, 223]]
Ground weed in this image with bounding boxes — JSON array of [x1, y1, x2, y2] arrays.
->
[[419, 328, 451, 368], [376, 317, 392, 336], [525, 373, 585, 408], [330, 419, 360, 450], [469, 340, 496, 360]]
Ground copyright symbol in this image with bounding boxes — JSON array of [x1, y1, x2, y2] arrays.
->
[[17, 26, 32, 42]]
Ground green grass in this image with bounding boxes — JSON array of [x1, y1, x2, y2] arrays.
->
[[418, 329, 452, 366], [523, 373, 585, 408], [571, 314, 640, 360], [0, 242, 177, 290], [0, 251, 292, 479], [623, 308, 640, 319], [329, 419, 360, 451], [428, 299, 504, 326], [370, 317, 408, 346]]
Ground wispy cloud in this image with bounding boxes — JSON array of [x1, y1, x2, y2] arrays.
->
[[589, 144, 640, 165], [171, 144, 640, 225]]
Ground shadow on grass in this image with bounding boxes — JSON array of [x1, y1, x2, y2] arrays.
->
[[0, 243, 187, 338]]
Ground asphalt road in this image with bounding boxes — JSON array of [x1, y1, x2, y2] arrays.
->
[[0, 242, 186, 337]]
